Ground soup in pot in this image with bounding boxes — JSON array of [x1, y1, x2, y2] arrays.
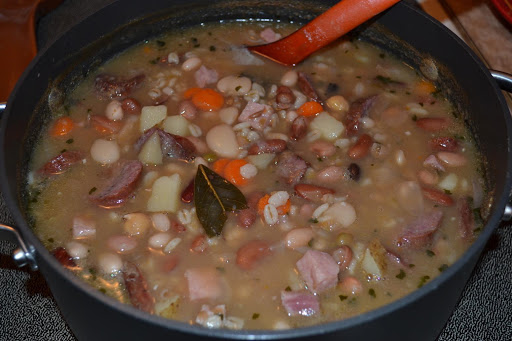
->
[[26, 22, 487, 330]]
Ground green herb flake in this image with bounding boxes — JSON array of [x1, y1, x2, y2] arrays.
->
[[339, 295, 348, 302], [209, 45, 216, 52], [368, 289, 376, 298], [409, 264, 416, 268], [443, 189, 452, 195], [47, 238, 54, 243], [405, 91, 411, 95], [308, 239, 314, 247], [426, 249, 436, 257], [356, 75, 362, 79], [60, 149, 67, 153], [308, 218, 318, 224], [379, 53, 385, 59], [216, 267, 225, 273], [87, 108, 92, 113], [412, 114, 418, 122], [252, 313, 260, 320], [65, 138, 74, 144], [438, 264, 449, 272], [235, 85, 242, 92], [375, 75, 401, 85], [156, 40, 166, 47], [284, 286, 292, 292], [99, 288, 107, 294], [317, 157, 323, 162], [396, 269, 406, 279], [88, 187, 97, 195], [418, 275, 430, 288]]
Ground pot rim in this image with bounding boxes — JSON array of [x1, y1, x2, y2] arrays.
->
[[1, 0, 511, 339]]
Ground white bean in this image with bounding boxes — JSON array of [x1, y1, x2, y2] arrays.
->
[[90, 139, 120, 164], [167, 52, 179, 64], [326, 95, 349, 112], [97, 253, 123, 275], [219, 107, 239, 125], [239, 163, 257, 179], [148, 232, 172, 249], [107, 235, 137, 253], [182, 57, 202, 71], [105, 100, 124, 121], [205, 124, 239, 158], [151, 213, 170, 231], [280, 70, 298, 87], [66, 241, 88, 259], [285, 228, 314, 249], [123, 213, 151, 236], [322, 202, 356, 227], [217, 76, 252, 96]]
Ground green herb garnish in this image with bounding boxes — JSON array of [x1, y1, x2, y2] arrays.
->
[[396, 269, 406, 279], [88, 187, 97, 195], [418, 275, 430, 288], [368, 289, 376, 298], [426, 250, 436, 257], [339, 295, 348, 302], [66, 138, 74, 144], [438, 264, 449, 272]]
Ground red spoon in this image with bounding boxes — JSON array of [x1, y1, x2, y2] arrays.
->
[[248, 0, 401, 66]]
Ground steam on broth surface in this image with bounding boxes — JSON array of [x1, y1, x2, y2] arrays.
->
[[27, 21, 486, 330]]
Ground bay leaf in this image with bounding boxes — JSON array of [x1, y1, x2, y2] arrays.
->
[[194, 164, 248, 237]]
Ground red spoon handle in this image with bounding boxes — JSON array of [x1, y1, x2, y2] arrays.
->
[[249, 0, 401, 66]]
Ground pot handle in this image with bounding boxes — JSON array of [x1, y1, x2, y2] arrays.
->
[[0, 223, 38, 270], [490, 70, 512, 93]]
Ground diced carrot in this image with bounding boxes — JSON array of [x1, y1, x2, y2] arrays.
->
[[50, 117, 74, 137], [184, 87, 201, 99], [224, 159, 249, 186], [257, 193, 291, 215], [297, 101, 323, 117], [191, 88, 225, 112], [416, 80, 436, 95], [212, 158, 231, 175]]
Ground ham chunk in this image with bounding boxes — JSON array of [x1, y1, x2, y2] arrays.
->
[[238, 102, 273, 130], [397, 210, 443, 247], [185, 267, 224, 301], [72, 216, 96, 239], [281, 290, 319, 317], [296, 250, 339, 293], [260, 28, 282, 43], [195, 65, 219, 88]]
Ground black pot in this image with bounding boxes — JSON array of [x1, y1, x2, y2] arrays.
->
[[1, 1, 511, 340]]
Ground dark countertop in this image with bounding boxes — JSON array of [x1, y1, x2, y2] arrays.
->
[[1, 1, 511, 340]]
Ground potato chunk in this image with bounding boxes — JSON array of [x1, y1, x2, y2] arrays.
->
[[138, 133, 163, 165], [140, 105, 167, 132], [163, 115, 190, 136], [310, 112, 345, 140], [147, 174, 182, 212]]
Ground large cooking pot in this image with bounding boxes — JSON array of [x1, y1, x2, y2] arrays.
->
[[1, 1, 512, 340]]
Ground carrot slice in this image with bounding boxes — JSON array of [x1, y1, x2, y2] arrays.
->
[[50, 117, 74, 137], [298, 101, 323, 117], [224, 159, 249, 186], [257, 194, 290, 215], [191, 88, 225, 112], [184, 87, 201, 99], [416, 80, 436, 95], [212, 158, 231, 175]]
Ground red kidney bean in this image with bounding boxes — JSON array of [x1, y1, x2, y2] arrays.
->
[[276, 85, 296, 109], [428, 136, 458, 152], [247, 191, 265, 210], [190, 234, 208, 253], [437, 151, 467, 167], [181, 179, 194, 203], [416, 117, 450, 132], [347, 163, 361, 181], [295, 183, 335, 202], [122, 261, 154, 313], [90, 115, 123, 134], [298, 72, 321, 103], [316, 166, 345, 183], [290, 116, 308, 141], [348, 134, 372, 159], [237, 208, 258, 228], [178, 100, 197, 120], [421, 187, 454, 206], [332, 246, 353, 271], [458, 197, 474, 239], [236, 240, 271, 270], [171, 221, 186, 233], [417, 169, 439, 185], [310, 140, 336, 157], [248, 139, 287, 155], [121, 97, 142, 115], [38, 150, 84, 176], [51, 247, 76, 268]]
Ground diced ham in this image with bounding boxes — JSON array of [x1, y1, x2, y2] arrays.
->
[[238, 102, 273, 130], [95, 73, 145, 99], [185, 267, 224, 301], [72, 216, 96, 239], [276, 151, 308, 185], [345, 95, 378, 136], [281, 290, 319, 317], [248, 139, 287, 155], [397, 210, 443, 247], [296, 250, 340, 293], [260, 27, 281, 43], [423, 154, 445, 172], [195, 65, 219, 88]]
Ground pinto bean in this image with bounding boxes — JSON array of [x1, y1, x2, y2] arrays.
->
[[348, 134, 372, 159], [421, 187, 454, 206], [122, 261, 154, 313], [121, 98, 142, 115], [310, 140, 336, 157], [347, 163, 361, 181], [316, 166, 345, 183], [285, 228, 314, 249], [178, 100, 197, 120], [190, 234, 208, 253], [416, 117, 450, 132], [297, 72, 321, 103], [295, 184, 335, 202], [290, 116, 308, 141], [276, 86, 296, 109], [428, 137, 458, 152], [338, 276, 362, 295], [437, 152, 467, 167], [236, 240, 271, 270], [248, 139, 287, 155], [237, 208, 258, 228], [418, 169, 439, 185], [332, 246, 353, 271], [38, 150, 84, 176], [52, 247, 76, 268], [181, 179, 194, 203]]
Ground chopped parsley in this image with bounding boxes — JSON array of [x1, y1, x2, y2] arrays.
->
[[418, 275, 430, 288], [426, 249, 436, 257], [339, 295, 348, 302], [235, 85, 242, 91], [252, 313, 260, 320], [47, 238, 54, 243], [284, 286, 292, 292], [66, 138, 74, 144], [396, 269, 406, 279], [88, 187, 97, 195], [438, 264, 449, 272], [375, 75, 401, 85], [209, 45, 216, 52], [368, 289, 376, 298], [308, 218, 318, 224], [412, 114, 418, 121], [156, 40, 166, 47], [444, 189, 452, 195]]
